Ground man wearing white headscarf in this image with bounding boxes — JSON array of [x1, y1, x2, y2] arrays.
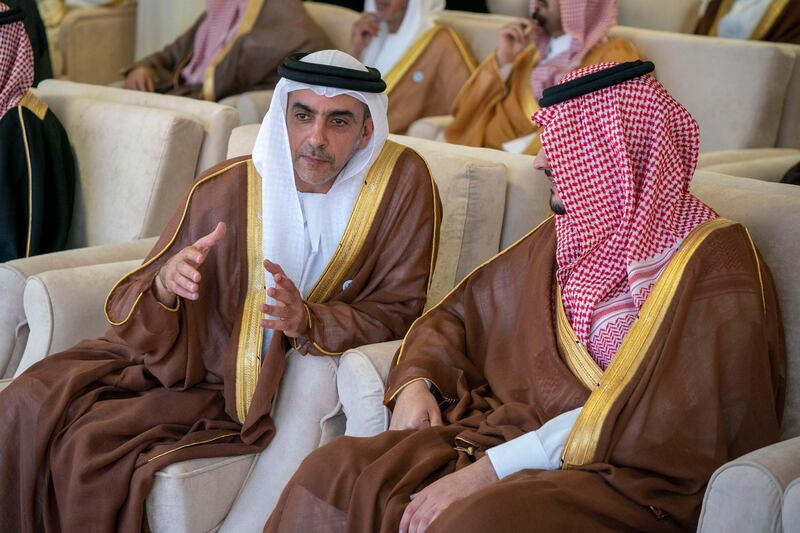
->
[[445, 0, 640, 153], [695, 0, 799, 44], [347, 0, 476, 133], [0, 50, 441, 532]]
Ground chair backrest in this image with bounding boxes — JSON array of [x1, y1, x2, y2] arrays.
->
[[37, 94, 204, 248], [618, 0, 701, 34], [304, 2, 361, 51], [776, 44, 800, 149], [227, 127, 509, 307], [35, 79, 239, 175], [692, 170, 800, 440], [436, 10, 515, 62], [608, 26, 796, 153]]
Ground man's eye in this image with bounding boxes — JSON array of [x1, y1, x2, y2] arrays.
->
[[295, 113, 309, 121], [331, 119, 348, 127]]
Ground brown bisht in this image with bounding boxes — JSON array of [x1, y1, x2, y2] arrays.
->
[[380, 25, 476, 134], [128, 0, 332, 101], [696, 0, 800, 44], [444, 39, 641, 152], [266, 216, 785, 533], [0, 141, 441, 532]]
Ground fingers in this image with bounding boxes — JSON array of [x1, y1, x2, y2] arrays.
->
[[145, 74, 155, 93], [399, 494, 423, 533], [177, 261, 201, 283], [194, 222, 227, 250], [259, 302, 287, 318], [263, 259, 285, 278], [167, 272, 199, 300], [409, 498, 437, 533]]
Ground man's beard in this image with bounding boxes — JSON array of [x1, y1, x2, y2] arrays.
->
[[550, 191, 566, 215]]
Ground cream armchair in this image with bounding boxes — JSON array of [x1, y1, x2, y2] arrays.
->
[[0, 82, 238, 378]]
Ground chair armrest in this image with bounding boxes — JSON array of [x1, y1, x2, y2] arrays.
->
[[0, 238, 155, 377], [59, 4, 136, 84], [15, 258, 141, 377], [406, 115, 454, 141], [336, 340, 402, 437], [785, 478, 800, 532], [219, 90, 274, 126], [698, 436, 800, 533]]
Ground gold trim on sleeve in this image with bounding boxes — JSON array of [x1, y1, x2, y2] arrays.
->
[[750, 0, 790, 41], [103, 160, 250, 326], [555, 286, 603, 391], [18, 106, 34, 258], [384, 25, 444, 95], [202, 0, 265, 101], [561, 218, 735, 469], [235, 161, 265, 423], [394, 215, 554, 366], [19, 91, 48, 120]]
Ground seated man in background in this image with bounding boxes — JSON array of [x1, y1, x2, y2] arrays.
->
[[348, 0, 476, 133], [445, 0, 640, 153], [696, 0, 799, 44], [123, 0, 332, 101], [0, 2, 74, 262], [0, 50, 441, 531], [265, 61, 785, 532]]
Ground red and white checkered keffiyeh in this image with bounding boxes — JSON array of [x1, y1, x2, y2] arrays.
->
[[528, 0, 617, 99], [534, 63, 717, 368], [0, 2, 35, 118], [181, 0, 249, 85]]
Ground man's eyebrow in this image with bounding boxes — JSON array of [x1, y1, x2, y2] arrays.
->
[[327, 109, 357, 120], [291, 102, 315, 114]]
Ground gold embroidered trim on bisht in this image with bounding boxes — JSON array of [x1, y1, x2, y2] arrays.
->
[[18, 106, 33, 257], [302, 141, 405, 354], [561, 217, 736, 469], [19, 91, 48, 120], [146, 432, 239, 463], [446, 26, 478, 72], [103, 159, 250, 326], [556, 286, 603, 391], [384, 25, 444, 95], [201, 0, 265, 101], [235, 161, 265, 423], [751, 0, 790, 41]]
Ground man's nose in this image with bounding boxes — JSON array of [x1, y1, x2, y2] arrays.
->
[[308, 118, 327, 147]]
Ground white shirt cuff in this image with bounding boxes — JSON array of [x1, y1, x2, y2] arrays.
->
[[498, 62, 514, 83], [486, 406, 582, 479]]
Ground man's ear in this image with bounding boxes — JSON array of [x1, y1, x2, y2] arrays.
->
[[358, 117, 374, 150]]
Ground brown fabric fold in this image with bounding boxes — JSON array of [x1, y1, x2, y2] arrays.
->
[[265, 217, 785, 532], [0, 146, 440, 532]]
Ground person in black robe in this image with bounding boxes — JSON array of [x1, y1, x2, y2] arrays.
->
[[0, 3, 74, 262]]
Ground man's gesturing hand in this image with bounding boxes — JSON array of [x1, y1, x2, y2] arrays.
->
[[389, 380, 442, 431], [259, 260, 308, 339], [154, 222, 227, 307]]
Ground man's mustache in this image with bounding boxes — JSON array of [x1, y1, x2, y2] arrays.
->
[[297, 145, 334, 163]]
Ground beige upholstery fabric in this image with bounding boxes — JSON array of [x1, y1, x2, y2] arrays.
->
[[219, 90, 273, 126], [147, 453, 257, 533], [784, 478, 800, 533], [698, 148, 800, 169], [610, 27, 795, 153], [40, 96, 202, 248], [338, 340, 402, 436], [698, 437, 800, 533], [776, 44, 800, 149], [0, 240, 157, 380], [699, 151, 800, 182], [692, 172, 800, 439], [617, 0, 701, 34], [436, 10, 515, 62], [218, 350, 345, 533], [58, 4, 137, 85], [15, 258, 142, 377], [36, 80, 239, 175], [406, 114, 451, 142], [304, 2, 359, 50]]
